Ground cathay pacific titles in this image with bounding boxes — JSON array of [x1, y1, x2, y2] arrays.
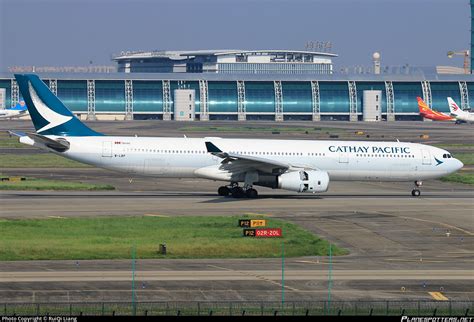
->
[[328, 145, 411, 154]]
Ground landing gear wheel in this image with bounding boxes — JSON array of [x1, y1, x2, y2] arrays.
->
[[231, 187, 245, 198], [245, 188, 258, 199], [218, 186, 231, 196], [411, 189, 421, 197]]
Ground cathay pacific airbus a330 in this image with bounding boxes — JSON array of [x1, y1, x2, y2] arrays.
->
[[9, 74, 463, 197]]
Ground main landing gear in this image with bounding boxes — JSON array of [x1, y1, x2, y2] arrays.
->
[[217, 183, 258, 198], [411, 180, 422, 197]]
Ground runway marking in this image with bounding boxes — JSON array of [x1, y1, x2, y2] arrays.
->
[[429, 292, 449, 301], [144, 214, 170, 217], [3, 270, 473, 283], [47, 216, 66, 219], [399, 216, 473, 236], [375, 212, 473, 236], [206, 264, 299, 292], [296, 260, 321, 264], [384, 259, 449, 263]]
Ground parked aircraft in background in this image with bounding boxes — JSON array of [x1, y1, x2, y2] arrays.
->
[[447, 97, 474, 123], [417, 97, 454, 122], [0, 100, 28, 119], [9, 74, 464, 198]]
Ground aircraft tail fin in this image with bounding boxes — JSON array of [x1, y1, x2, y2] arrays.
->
[[447, 97, 463, 116], [13, 74, 103, 136], [417, 97, 430, 114]]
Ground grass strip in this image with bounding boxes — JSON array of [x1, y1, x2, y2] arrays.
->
[[0, 215, 347, 261], [0, 153, 90, 168], [0, 177, 115, 191], [452, 153, 474, 166], [440, 172, 474, 185], [0, 133, 26, 148]]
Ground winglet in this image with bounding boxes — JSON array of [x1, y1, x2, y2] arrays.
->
[[205, 141, 222, 153]]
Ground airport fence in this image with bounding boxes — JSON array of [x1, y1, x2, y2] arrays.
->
[[1, 300, 473, 316]]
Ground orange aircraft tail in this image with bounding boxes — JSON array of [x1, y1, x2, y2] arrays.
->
[[416, 97, 453, 121], [417, 97, 430, 114]]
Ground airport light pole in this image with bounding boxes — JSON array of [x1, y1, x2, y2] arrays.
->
[[132, 245, 137, 316], [281, 241, 285, 308], [327, 243, 332, 315]]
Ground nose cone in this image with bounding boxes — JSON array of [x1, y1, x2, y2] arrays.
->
[[455, 159, 464, 171]]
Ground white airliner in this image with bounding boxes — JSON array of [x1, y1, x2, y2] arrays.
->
[[447, 97, 474, 123], [9, 74, 463, 198], [0, 100, 29, 119]]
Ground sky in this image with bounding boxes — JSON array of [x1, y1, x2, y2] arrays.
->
[[0, 0, 470, 72]]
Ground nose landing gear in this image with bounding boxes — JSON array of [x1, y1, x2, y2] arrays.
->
[[411, 180, 422, 197]]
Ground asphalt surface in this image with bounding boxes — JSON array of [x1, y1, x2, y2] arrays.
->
[[0, 120, 473, 303]]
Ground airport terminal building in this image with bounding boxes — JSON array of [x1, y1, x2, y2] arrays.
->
[[1, 49, 473, 122]]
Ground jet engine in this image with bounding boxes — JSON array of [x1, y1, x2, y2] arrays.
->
[[277, 170, 329, 193]]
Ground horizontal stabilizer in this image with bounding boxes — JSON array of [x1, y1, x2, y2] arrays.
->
[[7, 130, 27, 138], [27, 133, 70, 152]]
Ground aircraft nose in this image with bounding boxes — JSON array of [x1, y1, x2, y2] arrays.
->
[[455, 159, 464, 171]]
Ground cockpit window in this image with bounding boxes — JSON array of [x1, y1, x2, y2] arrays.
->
[[443, 154, 452, 159]]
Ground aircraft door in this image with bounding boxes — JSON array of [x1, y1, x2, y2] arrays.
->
[[102, 141, 113, 157], [421, 149, 431, 165]]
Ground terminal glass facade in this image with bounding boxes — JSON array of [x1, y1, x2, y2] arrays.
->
[[319, 82, 349, 113], [57, 80, 88, 112], [282, 82, 312, 113], [245, 82, 275, 113], [133, 81, 163, 113], [430, 82, 461, 112], [95, 81, 125, 112], [392, 82, 423, 113], [0, 77, 472, 117], [468, 82, 474, 108], [208, 81, 238, 113], [0, 80, 11, 108], [218, 63, 332, 75]]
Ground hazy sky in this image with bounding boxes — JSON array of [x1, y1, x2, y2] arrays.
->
[[0, 0, 470, 71]]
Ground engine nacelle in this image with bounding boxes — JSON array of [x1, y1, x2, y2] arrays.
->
[[278, 170, 329, 193]]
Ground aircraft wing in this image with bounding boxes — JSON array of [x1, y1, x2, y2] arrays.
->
[[205, 141, 313, 174]]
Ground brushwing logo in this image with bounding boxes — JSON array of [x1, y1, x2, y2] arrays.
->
[[28, 82, 72, 133], [434, 157, 443, 166]]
